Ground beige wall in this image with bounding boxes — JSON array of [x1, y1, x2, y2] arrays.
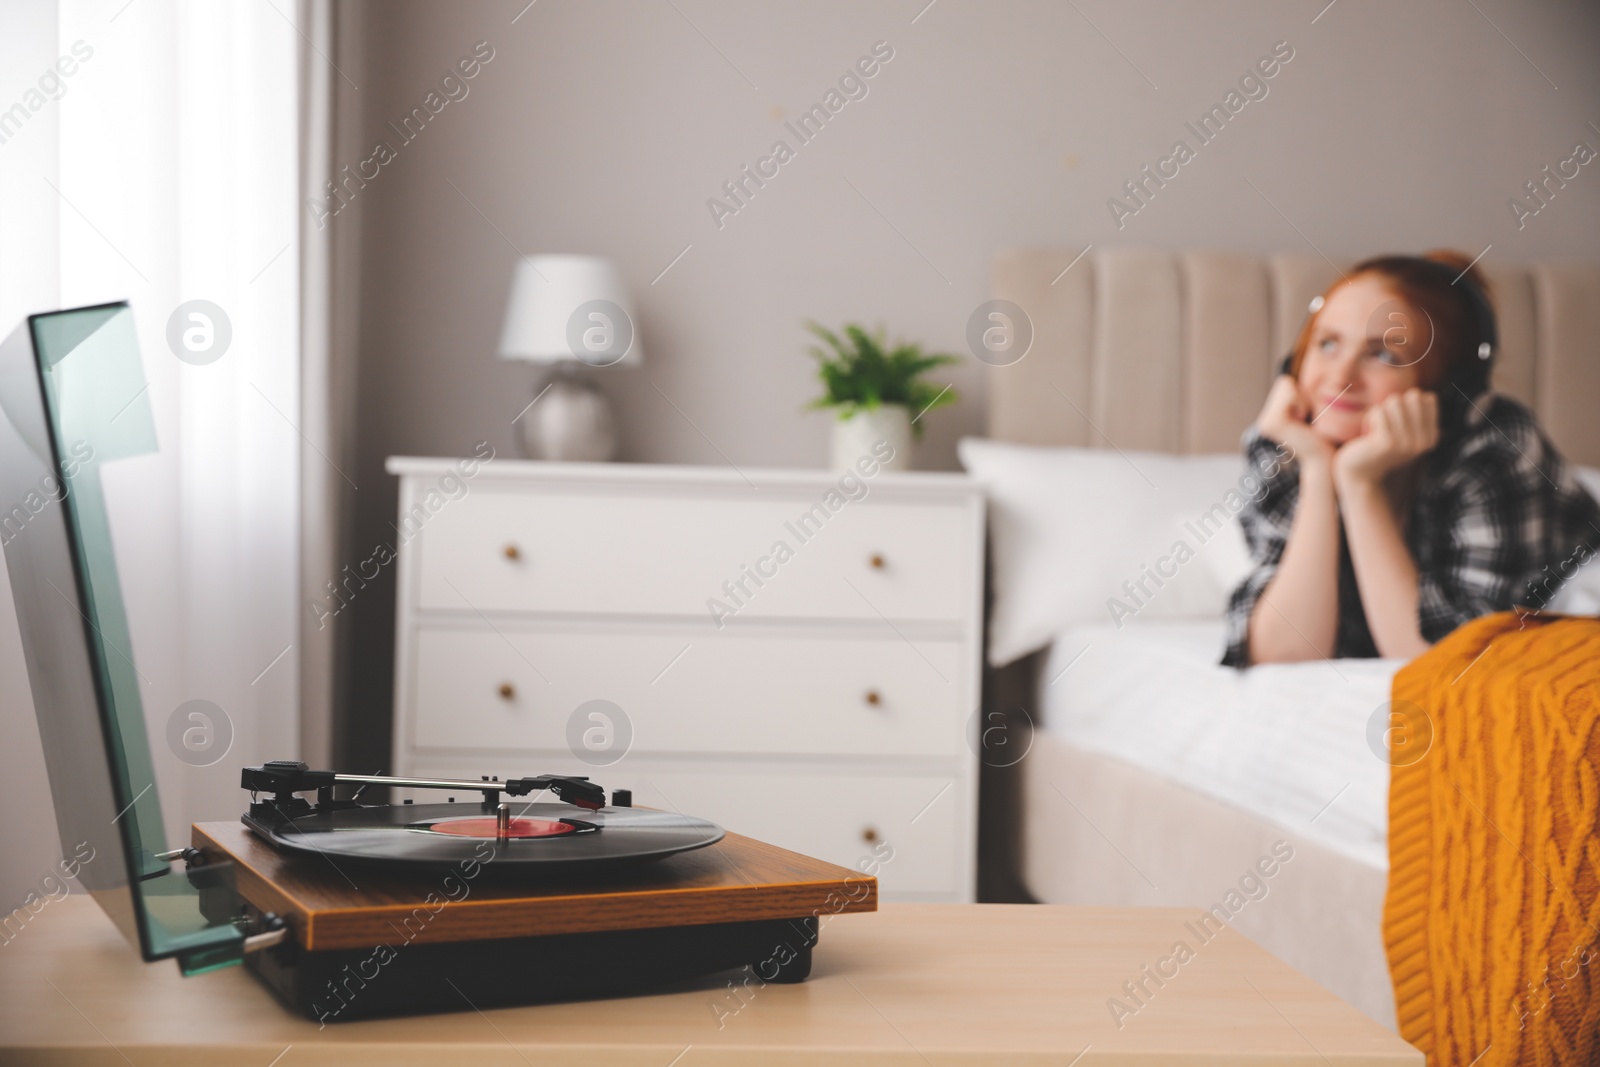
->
[[334, 0, 1600, 767]]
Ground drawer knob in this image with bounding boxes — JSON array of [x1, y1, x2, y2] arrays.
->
[[860, 826, 880, 844], [497, 682, 516, 701], [503, 543, 521, 561], [868, 553, 886, 570], [864, 689, 882, 706]]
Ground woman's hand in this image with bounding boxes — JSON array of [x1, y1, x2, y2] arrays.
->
[[1335, 388, 1436, 659], [1247, 375, 1341, 664], [1255, 375, 1334, 471], [1333, 388, 1439, 490]]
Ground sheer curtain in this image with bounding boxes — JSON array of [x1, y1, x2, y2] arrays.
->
[[0, 0, 300, 888]]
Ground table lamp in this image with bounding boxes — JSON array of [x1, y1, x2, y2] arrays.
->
[[499, 254, 642, 461]]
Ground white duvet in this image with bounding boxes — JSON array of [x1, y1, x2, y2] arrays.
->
[[1037, 619, 1400, 869]]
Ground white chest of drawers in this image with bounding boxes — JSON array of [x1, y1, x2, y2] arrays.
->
[[386, 456, 985, 901]]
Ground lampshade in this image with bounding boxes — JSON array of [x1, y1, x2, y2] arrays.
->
[[498, 255, 643, 367]]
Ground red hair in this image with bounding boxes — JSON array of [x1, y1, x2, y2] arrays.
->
[[1286, 249, 1493, 391]]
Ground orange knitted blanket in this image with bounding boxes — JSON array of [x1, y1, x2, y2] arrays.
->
[[1384, 612, 1600, 1066]]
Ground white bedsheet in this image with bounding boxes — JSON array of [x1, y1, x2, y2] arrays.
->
[[1037, 620, 1400, 869]]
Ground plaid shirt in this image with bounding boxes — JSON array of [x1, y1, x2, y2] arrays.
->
[[1222, 394, 1600, 667]]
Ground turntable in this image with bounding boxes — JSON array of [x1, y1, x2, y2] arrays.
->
[[0, 304, 876, 1022], [187, 761, 874, 1020]]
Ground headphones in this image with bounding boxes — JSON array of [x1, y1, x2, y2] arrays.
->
[[1277, 257, 1497, 437]]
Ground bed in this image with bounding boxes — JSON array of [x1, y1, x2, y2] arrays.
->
[[969, 247, 1600, 1028]]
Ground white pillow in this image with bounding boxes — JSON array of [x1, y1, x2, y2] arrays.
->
[[959, 437, 1264, 666], [1546, 466, 1600, 614]]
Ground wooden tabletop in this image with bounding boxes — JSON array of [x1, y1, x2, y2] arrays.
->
[[1, 896, 1420, 1066]]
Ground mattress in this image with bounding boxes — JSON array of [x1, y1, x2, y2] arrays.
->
[[1019, 732, 1397, 1028], [1036, 619, 1401, 869]]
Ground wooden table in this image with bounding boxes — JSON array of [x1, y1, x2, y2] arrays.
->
[[0, 896, 1420, 1065]]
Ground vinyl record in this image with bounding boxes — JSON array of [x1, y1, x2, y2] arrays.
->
[[244, 801, 724, 873]]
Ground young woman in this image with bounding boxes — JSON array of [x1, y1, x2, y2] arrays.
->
[[1222, 251, 1600, 666]]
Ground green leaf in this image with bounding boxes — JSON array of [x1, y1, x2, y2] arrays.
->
[[801, 320, 961, 420]]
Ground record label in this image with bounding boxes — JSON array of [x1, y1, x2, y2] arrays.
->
[[425, 816, 581, 839]]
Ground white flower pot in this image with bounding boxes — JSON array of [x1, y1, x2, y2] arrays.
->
[[831, 406, 912, 472]]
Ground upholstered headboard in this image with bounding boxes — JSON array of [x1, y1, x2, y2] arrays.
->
[[988, 248, 1600, 467]]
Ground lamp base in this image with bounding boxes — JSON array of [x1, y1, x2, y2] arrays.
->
[[518, 371, 618, 461]]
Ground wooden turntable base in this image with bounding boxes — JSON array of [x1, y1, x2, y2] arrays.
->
[[190, 819, 877, 1021]]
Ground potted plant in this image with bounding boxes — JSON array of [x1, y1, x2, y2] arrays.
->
[[805, 322, 958, 471]]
